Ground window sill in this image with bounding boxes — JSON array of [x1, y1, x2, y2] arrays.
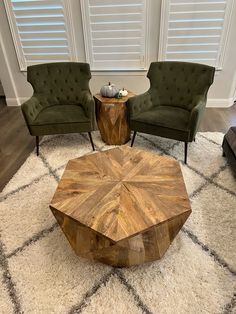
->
[[21, 67, 222, 75], [91, 69, 148, 76]]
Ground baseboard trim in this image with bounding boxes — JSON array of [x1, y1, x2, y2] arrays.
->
[[6, 97, 21, 106], [206, 98, 234, 108], [6, 97, 28, 106], [6, 97, 235, 108]]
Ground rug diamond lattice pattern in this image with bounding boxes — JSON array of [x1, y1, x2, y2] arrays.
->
[[0, 131, 235, 314]]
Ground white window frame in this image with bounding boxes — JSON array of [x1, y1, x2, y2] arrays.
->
[[80, 0, 151, 71], [3, 0, 78, 71], [158, 0, 234, 70]]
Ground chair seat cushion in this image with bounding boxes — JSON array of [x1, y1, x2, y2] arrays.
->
[[133, 106, 190, 131], [31, 104, 89, 126]]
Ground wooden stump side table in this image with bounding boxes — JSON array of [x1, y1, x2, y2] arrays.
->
[[94, 92, 135, 145]]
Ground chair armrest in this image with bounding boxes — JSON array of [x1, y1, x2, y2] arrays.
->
[[188, 95, 206, 140], [80, 91, 95, 126], [21, 96, 42, 125], [127, 91, 153, 118]]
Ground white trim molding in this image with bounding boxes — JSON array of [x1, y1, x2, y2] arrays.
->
[[63, 0, 78, 61], [230, 67, 236, 102], [158, 0, 170, 62], [6, 96, 31, 106], [6, 97, 29, 106], [216, 0, 235, 70], [5, 97, 22, 106], [91, 70, 147, 76], [206, 98, 234, 108], [233, 85, 236, 103], [0, 30, 20, 105], [8, 96, 234, 108]]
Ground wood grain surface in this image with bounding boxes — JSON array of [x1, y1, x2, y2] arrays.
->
[[94, 92, 135, 145], [50, 146, 191, 266]]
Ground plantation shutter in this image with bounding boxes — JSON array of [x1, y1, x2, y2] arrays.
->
[[4, 0, 76, 70], [81, 0, 148, 70], [159, 0, 233, 68]]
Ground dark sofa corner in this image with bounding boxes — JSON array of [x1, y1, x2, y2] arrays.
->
[[222, 127, 236, 175]]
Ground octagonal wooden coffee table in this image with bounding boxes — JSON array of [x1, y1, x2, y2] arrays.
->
[[50, 146, 191, 267]]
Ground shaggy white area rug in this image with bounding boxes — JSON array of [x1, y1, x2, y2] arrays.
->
[[0, 131, 235, 314]]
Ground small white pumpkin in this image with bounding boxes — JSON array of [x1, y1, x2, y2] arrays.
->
[[119, 88, 128, 97], [100, 82, 119, 98]]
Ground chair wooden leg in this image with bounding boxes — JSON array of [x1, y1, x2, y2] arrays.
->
[[131, 131, 137, 147], [88, 132, 95, 151], [36, 136, 39, 156], [184, 142, 188, 164]]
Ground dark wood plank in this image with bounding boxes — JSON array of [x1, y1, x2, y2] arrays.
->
[[0, 97, 35, 191], [199, 104, 236, 133]]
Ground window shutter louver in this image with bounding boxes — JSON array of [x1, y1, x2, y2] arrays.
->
[[159, 0, 233, 68], [4, 0, 76, 70], [81, 0, 148, 70]]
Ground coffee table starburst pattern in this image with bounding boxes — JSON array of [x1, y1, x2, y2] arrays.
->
[[50, 146, 191, 267]]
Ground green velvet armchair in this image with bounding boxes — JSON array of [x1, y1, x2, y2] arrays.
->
[[127, 61, 215, 163], [21, 62, 95, 155]]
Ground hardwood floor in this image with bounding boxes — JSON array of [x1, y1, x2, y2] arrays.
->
[[0, 96, 235, 191], [0, 97, 34, 191], [199, 105, 236, 133]]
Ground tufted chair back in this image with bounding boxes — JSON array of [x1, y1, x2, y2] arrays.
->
[[147, 61, 215, 111], [27, 62, 92, 107]]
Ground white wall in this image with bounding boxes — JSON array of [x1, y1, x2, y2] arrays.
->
[[0, 0, 236, 107]]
